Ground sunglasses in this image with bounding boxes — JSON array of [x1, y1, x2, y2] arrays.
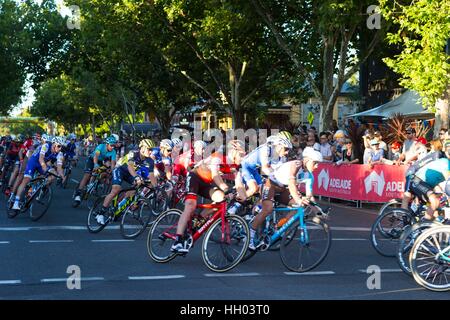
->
[[55, 144, 62, 148]]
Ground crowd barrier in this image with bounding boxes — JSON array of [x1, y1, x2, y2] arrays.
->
[[312, 163, 406, 206]]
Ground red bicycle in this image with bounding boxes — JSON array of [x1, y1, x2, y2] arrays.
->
[[147, 197, 250, 272]]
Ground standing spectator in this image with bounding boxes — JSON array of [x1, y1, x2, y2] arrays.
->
[[367, 139, 384, 167], [438, 128, 447, 143], [319, 132, 333, 162], [336, 139, 359, 165], [402, 127, 416, 154], [373, 131, 387, 152]]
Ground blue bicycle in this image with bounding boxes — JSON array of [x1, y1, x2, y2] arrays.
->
[[242, 202, 332, 273]]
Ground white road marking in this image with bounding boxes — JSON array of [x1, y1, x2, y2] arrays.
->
[[0, 280, 21, 285], [333, 238, 367, 241], [331, 227, 371, 232], [284, 271, 336, 276], [0, 241, 10, 244], [204, 272, 261, 277], [128, 275, 185, 280], [29, 240, 74, 243], [41, 277, 104, 283], [358, 268, 403, 273]]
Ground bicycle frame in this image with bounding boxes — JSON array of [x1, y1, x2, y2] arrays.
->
[[267, 206, 307, 247], [192, 202, 228, 243]]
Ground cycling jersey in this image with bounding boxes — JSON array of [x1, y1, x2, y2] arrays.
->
[[194, 152, 239, 184], [65, 142, 77, 158], [273, 160, 314, 195], [90, 144, 116, 162], [24, 143, 63, 178], [173, 150, 195, 178], [151, 147, 172, 172], [415, 158, 450, 187], [241, 143, 286, 185], [112, 150, 154, 185]]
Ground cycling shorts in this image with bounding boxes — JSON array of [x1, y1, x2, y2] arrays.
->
[[84, 157, 104, 174], [241, 163, 262, 186], [23, 158, 45, 178]]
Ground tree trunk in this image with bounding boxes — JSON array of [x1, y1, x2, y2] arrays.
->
[[433, 86, 450, 138]]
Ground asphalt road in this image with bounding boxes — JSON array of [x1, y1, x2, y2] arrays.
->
[[0, 160, 448, 301]]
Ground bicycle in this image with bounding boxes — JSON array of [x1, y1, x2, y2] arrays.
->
[[147, 195, 250, 272], [409, 225, 450, 291], [58, 159, 74, 189], [72, 166, 111, 209], [87, 181, 157, 239], [241, 202, 331, 273], [6, 171, 58, 221]]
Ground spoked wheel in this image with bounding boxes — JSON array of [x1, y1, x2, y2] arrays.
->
[[202, 215, 250, 272], [120, 200, 153, 239], [150, 187, 169, 217], [279, 218, 331, 273], [87, 196, 109, 233], [370, 208, 413, 257], [397, 221, 440, 275], [62, 167, 71, 189], [147, 209, 181, 263], [410, 226, 450, 292], [29, 185, 53, 221], [378, 198, 402, 216]]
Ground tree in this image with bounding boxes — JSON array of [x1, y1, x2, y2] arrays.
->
[[149, 0, 293, 128], [380, 0, 450, 136], [250, 0, 385, 131]]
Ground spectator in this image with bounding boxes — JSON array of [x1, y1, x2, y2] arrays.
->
[[306, 135, 320, 151], [429, 138, 443, 153], [319, 132, 333, 162], [404, 136, 428, 164], [337, 139, 359, 165], [373, 131, 387, 152], [367, 139, 384, 166], [438, 128, 447, 143], [402, 127, 416, 154]]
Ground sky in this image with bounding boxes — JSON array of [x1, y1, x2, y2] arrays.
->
[[11, 0, 71, 116]]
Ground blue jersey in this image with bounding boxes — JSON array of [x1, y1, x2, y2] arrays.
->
[[30, 142, 62, 164], [415, 158, 450, 187], [90, 144, 116, 162], [65, 142, 77, 157], [151, 148, 172, 166], [241, 144, 285, 170]]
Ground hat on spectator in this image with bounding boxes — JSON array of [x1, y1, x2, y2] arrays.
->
[[370, 139, 380, 145], [391, 141, 401, 150], [333, 130, 346, 139]]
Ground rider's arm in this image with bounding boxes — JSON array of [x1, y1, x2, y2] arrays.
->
[[56, 153, 65, 177], [210, 161, 228, 192], [93, 151, 100, 167], [287, 162, 303, 205]]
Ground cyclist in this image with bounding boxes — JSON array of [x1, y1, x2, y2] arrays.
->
[[171, 138, 183, 159], [11, 136, 66, 211], [73, 135, 117, 205], [406, 140, 450, 221], [170, 140, 246, 253], [0, 136, 20, 188], [94, 139, 157, 225], [6, 135, 34, 197], [64, 134, 78, 164], [151, 139, 174, 181]]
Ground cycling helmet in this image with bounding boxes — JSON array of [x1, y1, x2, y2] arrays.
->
[[67, 133, 76, 140], [160, 139, 174, 150], [266, 135, 279, 145], [41, 134, 50, 142], [391, 141, 401, 150], [273, 136, 293, 149], [193, 140, 207, 149], [302, 147, 323, 162], [139, 139, 155, 149], [171, 138, 182, 148], [52, 136, 66, 146], [278, 131, 292, 141], [416, 137, 427, 145], [111, 134, 120, 143], [16, 134, 25, 143], [104, 135, 117, 145]]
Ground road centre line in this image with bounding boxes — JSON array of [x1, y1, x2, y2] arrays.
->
[[41, 277, 104, 283], [29, 240, 74, 243], [204, 272, 261, 277], [0, 280, 21, 285], [284, 271, 336, 276], [128, 275, 185, 280]]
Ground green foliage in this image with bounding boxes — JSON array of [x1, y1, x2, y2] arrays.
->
[[380, 0, 450, 109]]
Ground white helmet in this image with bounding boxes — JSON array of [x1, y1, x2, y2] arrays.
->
[[171, 138, 182, 148], [272, 136, 293, 149], [112, 134, 120, 142], [194, 140, 207, 149], [160, 139, 174, 150], [42, 134, 51, 142], [67, 133, 76, 140], [52, 136, 66, 146], [266, 135, 278, 145], [302, 147, 323, 162]]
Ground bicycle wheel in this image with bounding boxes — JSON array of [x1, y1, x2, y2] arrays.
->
[[410, 226, 450, 292], [62, 167, 71, 189], [280, 218, 331, 273], [72, 183, 81, 208], [147, 209, 181, 263], [29, 185, 53, 221], [150, 188, 169, 216], [202, 215, 250, 272], [397, 221, 439, 275], [87, 196, 108, 233], [378, 198, 402, 216], [370, 208, 413, 257], [120, 200, 152, 239]]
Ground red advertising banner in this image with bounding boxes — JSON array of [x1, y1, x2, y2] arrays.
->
[[313, 163, 407, 202]]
